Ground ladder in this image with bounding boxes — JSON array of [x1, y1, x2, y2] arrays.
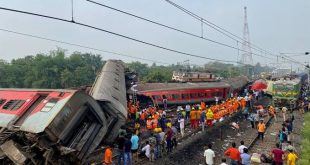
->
[[132, 90, 137, 105]]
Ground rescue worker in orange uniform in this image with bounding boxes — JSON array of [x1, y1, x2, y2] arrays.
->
[[233, 99, 239, 113], [268, 105, 277, 121], [103, 145, 113, 165], [152, 117, 158, 129], [206, 109, 214, 127], [140, 110, 146, 126], [190, 107, 197, 129], [200, 100, 206, 110], [195, 107, 201, 128], [226, 99, 232, 108], [240, 97, 246, 110], [146, 116, 153, 130], [132, 105, 139, 119]]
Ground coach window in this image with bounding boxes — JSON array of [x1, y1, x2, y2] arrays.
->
[[165, 94, 172, 99], [190, 93, 198, 98], [198, 93, 205, 98], [2, 99, 26, 111], [41, 98, 59, 112], [181, 94, 189, 99], [152, 95, 161, 100], [172, 94, 180, 100], [0, 99, 6, 107], [205, 92, 210, 97]]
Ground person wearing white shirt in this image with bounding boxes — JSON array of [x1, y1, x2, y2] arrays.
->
[[178, 117, 185, 137], [238, 141, 247, 154], [244, 95, 249, 102], [203, 144, 215, 165], [282, 106, 288, 121], [141, 141, 151, 158], [185, 104, 191, 120], [215, 96, 219, 105]]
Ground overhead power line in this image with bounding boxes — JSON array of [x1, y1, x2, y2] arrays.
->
[[0, 6, 241, 63], [86, 0, 275, 60], [164, 0, 277, 57], [0, 28, 170, 65]]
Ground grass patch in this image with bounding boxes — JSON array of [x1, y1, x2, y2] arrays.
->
[[301, 113, 310, 165]]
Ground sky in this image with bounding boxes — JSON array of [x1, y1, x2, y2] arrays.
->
[[0, 0, 309, 67]]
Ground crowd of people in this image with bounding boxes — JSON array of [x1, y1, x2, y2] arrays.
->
[[103, 89, 257, 165], [103, 88, 304, 165], [211, 109, 298, 165], [202, 98, 303, 165]]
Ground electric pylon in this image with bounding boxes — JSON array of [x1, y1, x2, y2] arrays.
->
[[241, 7, 254, 77]]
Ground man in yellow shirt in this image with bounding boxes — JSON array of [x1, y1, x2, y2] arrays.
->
[[257, 119, 266, 142], [206, 109, 214, 127], [287, 149, 298, 165]]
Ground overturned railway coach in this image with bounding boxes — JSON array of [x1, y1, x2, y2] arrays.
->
[[0, 60, 128, 164], [136, 76, 248, 105]]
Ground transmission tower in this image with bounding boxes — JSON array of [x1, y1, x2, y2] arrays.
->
[[241, 7, 254, 77], [241, 7, 253, 65]]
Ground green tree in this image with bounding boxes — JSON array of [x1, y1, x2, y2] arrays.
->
[[0, 48, 104, 89]]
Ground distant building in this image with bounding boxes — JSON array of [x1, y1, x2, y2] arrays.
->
[[172, 71, 217, 82], [272, 68, 292, 77]]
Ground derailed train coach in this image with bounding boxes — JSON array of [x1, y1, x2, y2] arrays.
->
[[136, 76, 249, 105], [0, 60, 127, 164]]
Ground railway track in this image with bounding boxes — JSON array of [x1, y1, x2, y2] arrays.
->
[[248, 110, 304, 164]]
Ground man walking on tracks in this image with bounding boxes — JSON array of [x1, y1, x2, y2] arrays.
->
[[282, 107, 288, 121], [287, 149, 298, 165], [257, 119, 266, 142], [271, 143, 284, 165]]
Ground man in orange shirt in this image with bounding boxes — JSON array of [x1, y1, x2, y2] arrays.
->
[[195, 108, 201, 128], [190, 108, 197, 129], [103, 145, 113, 165], [233, 100, 239, 113], [257, 119, 266, 142], [240, 98, 246, 110], [224, 142, 240, 165], [268, 105, 277, 121], [200, 100, 206, 110]]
